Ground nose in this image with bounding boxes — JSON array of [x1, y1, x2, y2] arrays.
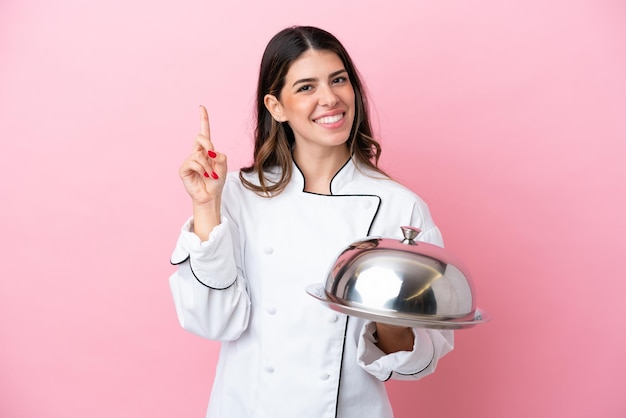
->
[[318, 84, 339, 107]]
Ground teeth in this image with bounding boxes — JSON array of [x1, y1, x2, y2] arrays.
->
[[315, 114, 343, 124]]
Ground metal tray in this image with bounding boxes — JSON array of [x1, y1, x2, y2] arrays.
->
[[306, 284, 491, 330]]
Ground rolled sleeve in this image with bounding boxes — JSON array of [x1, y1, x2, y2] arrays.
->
[[170, 217, 238, 289], [357, 322, 453, 381], [169, 216, 251, 341]]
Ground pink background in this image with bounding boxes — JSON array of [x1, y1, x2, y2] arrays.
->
[[1, 1, 625, 417]]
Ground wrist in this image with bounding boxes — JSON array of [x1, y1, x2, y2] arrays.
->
[[192, 201, 221, 241], [192, 199, 221, 213]]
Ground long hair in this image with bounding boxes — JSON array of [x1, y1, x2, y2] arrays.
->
[[240, 26, 387, 196]]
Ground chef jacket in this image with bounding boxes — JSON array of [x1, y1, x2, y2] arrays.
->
[[170, 158, 454, 418]]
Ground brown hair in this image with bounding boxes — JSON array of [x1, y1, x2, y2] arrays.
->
[[240, 26, 387, 196]]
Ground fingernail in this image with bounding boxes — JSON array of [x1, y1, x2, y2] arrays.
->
[[203, 171, 210, 178], [210, 171, 219, 179], [208, 150, 217, 158]]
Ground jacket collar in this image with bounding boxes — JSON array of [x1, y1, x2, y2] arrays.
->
[[292, 157, 357, 195]]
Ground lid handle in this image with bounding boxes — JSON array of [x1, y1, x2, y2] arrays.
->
[[400, 226, 421, 245]]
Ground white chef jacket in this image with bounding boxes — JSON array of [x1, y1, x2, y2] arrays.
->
[[169, 158, 454, 418]]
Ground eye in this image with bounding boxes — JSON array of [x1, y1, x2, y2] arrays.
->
[[296, 84, 313, 93], [332, 76, 348, 85]]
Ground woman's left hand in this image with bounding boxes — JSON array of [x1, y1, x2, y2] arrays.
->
[[374, 323, 414, 354]]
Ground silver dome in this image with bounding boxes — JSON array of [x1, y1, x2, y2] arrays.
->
[[307, 227, 490, 329]]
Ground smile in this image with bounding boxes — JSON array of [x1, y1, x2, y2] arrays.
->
[[314, 113, 344, 125]]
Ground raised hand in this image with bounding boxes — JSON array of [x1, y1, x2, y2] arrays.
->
[[179, 105, 228, 239], [179, 105, 228, 206]]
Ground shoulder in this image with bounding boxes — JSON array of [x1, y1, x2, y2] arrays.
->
[[350, 165, 441, 240], [222, 168, 282, 200], [223, 170, 253, 196], [351, 165, 427, 205]]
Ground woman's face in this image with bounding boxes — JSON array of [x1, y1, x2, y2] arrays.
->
[[268, 49, 355, 153]]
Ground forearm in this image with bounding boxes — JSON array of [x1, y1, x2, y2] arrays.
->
[[192, 199, 221, 241]]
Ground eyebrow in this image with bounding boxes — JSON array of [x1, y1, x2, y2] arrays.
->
[[291, 69, 348, 88]]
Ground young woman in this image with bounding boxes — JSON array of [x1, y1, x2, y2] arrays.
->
[[170, 26, 453, 418]]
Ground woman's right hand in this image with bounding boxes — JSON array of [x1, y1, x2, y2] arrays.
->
[[179, 105, 228, 207]]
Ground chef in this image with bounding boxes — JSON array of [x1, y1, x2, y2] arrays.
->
[[169, 26, 453, 418]]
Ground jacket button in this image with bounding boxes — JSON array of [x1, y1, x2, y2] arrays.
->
[[266, 306, 277, 315], [320, 372, 330, 380], [263, 246, 274, 255], [265, 365, 275, 373], [327, 314, 338, 322]]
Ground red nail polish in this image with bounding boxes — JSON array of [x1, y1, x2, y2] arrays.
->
[[210, 171, 219, 179], [208, 150, 217, 158], [203, 171, 209, 178]]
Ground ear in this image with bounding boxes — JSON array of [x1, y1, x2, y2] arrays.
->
[[264, 94, 286, 122]]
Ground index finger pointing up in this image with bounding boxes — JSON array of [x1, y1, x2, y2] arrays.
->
[[199, 105, 210, 138]]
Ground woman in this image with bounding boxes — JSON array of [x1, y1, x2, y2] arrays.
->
[[170, 26, 453, 418]]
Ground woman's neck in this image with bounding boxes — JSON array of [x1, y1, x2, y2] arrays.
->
[[293, 144, 350, 195]]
